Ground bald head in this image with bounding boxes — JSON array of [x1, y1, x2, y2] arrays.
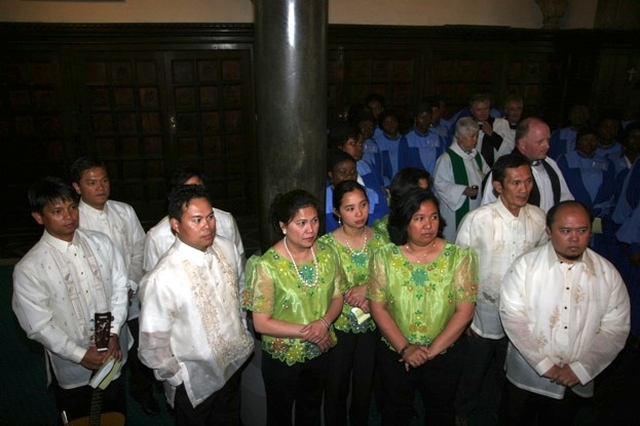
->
[[516, 117, 550, 161]]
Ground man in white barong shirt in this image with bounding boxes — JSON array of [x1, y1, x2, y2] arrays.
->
[[481, 117, 573, 213], [434, 117, 491, 242], [12, 177, 131, 422], [499, 201, 630, 425], [143, 167, 244, 274], [139, 185, 254, 424], [454, 154, 547, 423], [70, 156, 159, 415]]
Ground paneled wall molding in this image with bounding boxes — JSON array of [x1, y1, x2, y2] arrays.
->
[[1, 22, 639, 258]]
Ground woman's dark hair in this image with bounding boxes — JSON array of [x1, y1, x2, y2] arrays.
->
[[328, 122, 361, 150], [332, 180, 368, 212], [28, 176, 79, 214], [388, 167, 431, 208], [387, 189, 444, 245], [269, 189, 321, 234]]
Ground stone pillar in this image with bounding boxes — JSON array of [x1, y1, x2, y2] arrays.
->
[[254, 0, 328, 250]]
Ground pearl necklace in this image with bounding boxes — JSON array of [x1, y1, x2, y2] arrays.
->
[[283, 236, 319, 287], [405, 241, 436, 264], [343, 228, 368, 256]]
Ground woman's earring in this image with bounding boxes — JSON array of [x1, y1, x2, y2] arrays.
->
[[282, 230, 287, 235], [338, 217, 342, 226]]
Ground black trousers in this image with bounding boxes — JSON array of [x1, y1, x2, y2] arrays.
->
[[323, 329, 377, 426], [173, 370, 242, 426], [376, 337, 466, 426], [498, 380, 591, 426], [53, 375, 126, 424], [261, 350, 329, 426], [455, 335, 507, 419], [127, 317, 157, 399]]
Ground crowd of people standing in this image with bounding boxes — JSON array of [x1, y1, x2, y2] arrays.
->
[[10, 90, 640, 426]]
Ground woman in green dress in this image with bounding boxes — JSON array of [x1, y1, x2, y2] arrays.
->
[[242, 189, 344, 426], [368, 188, 478, 425], [319, 180, 386, 426]]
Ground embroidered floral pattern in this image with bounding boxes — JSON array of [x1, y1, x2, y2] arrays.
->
[[317, 232, 386, 334], [368, 242, 478, 350], [243, 243, 342, 364]]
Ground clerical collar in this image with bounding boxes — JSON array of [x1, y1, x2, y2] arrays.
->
[[509, 122, 518, 130]]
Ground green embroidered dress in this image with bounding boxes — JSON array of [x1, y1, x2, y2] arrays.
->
[[318, 230, 387, 333], [371, 215, 391, 244], [242, 241, 344, 365], [367, 242, 478, 350]]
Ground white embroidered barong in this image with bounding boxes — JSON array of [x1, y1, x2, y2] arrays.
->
[[78, 199, 145, 319], [12, 229, 130, 389], [499, 242, 630, 399], [138, 237, 254, 408], [456, 200, 547, 338]]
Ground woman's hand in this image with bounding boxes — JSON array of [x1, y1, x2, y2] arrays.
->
[[344, 284, 368, 309], [300, 319, 330, 348], [400, 344, 430, 371]]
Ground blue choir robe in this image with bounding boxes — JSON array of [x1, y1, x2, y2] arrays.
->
[[376, 133, 404, 184], [548, 126, 578, 160], [398, 128, 445, 176], [557, 151, 616, 258], [362, 137, 386, 185]]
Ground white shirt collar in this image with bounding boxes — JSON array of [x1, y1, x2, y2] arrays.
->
[[42, 229, 75, 252], [174, 237, 213, 266], [79, 199, 108, 216]]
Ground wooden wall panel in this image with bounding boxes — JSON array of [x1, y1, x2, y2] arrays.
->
[[74, 51, 169, 222], [0, 54, 69, 228], [1, 23, 638, 257]]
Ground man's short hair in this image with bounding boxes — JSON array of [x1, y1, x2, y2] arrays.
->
[[169, 167, 204, 190], [469, 93, 491, 107], [70, 156, 106, 183], [327, 149, 355, 173], [413, 100, 432, 117], [515, 117, 537, 144], [167, 185, 213, 222], [492, 154, 532, 186], [546, 200, 593, 229], [364, 93, 385, 107], [28, 176, 79, 214], [504, 94, 523, 106]]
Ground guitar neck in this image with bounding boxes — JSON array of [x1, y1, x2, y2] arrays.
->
[[88, 387, 104, 426]]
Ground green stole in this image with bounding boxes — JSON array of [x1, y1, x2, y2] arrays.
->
[[447, 148, 484, 227]]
